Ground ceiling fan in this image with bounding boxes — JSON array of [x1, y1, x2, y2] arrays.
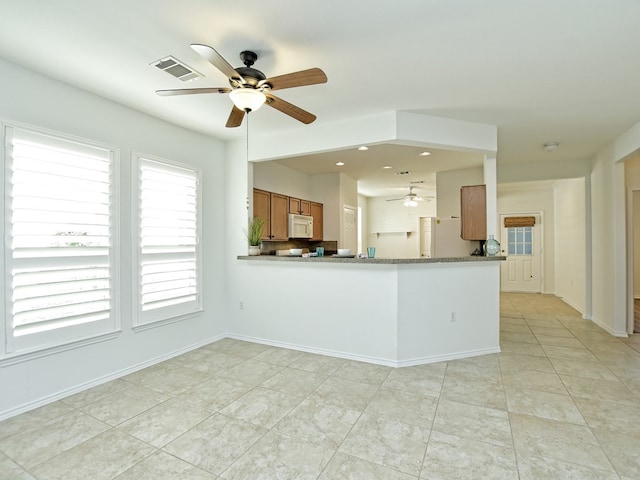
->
[[156, 44, 327, 128], [386, 187, 432, 207]]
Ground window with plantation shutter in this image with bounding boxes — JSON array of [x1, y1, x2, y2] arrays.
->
[[135, 155, 201, 326], [4, 125, 117, 354]]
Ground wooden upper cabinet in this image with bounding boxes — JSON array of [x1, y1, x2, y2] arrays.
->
[[254, 188, 319, 241], [270, 193, 289, 240], [289, 197, 311, 215], [310, 202, 323, 240], [460, 184, 487, 240], [253, 188, 271, 241], [253, 189, 289, 240]]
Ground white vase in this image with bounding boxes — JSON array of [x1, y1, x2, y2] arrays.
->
[[248, 245, 261, 256]]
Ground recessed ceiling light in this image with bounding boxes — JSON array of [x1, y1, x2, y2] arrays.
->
[[419, 151, 431, 156], [357, 146, 369, 151], [543, 142, 559, 152], [336, 161, 345, 166], [382, 166, 392, 169]]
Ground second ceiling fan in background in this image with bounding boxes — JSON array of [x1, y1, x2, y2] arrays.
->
[[156, 44, 327, 127]]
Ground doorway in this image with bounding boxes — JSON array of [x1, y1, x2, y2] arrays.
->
[[632, 190, 640, 333], [419, 217, 432, 257], [500, 213, 543, 293], [343, 205, 357, 252]]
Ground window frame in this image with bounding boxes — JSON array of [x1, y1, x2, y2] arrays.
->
[[132, 152, 203, 329], [2, 122, 120, 358]]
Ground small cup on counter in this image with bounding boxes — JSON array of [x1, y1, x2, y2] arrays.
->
[[367, 247, 376, 258], [316, 246, 324, 257]]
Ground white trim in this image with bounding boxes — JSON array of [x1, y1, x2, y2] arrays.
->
[[591, 316, 628, 338], [626, 185, 640, 334], [228, 333, 501, 368], [559, 296, 586, 318], [131, 151, 203, 328], [0, 330, 121, 367], [0, 334, 224, 421], [2, 121, 120, 357]]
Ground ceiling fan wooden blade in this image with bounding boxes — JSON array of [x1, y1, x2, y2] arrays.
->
[[261, 68, 327, 91], [265, 94, 316, 124], [191, 43, 244, 83], [226, 105, 245, 128], [156, 87, 231, 96]]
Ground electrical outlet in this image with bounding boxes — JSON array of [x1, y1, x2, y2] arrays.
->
[[450, 312, 456, 322]]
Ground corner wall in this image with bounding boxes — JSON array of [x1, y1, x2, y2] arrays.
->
[[554, 178, 587, 314], [0, 58, 227, 418], [590, 120, 640, 336]]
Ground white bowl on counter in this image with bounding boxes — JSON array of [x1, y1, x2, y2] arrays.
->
[[337, 248, 351, 256], [290, 248, 303, 255]]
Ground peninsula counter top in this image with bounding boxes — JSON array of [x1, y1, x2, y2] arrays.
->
[[237, 255, 505, 264]]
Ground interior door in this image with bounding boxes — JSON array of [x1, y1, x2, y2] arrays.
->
[[420, 217, 432, 257], [500, 214, 542, 292], [343, 205, 357, 252]]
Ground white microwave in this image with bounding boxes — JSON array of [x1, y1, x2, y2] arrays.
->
[[289, 214, 313, 238]]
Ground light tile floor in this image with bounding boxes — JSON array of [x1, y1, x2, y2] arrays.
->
[[1, 293, 640, 479]]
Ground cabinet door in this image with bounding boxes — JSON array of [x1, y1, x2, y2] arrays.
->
[[289, 197, 301, 214], [288, 197, 311, 215], [253, 189, 271, 240], [270, 193, 289, 240], [310, 202, 323, 240], [460, 185, 487, 240], [300, 200, 311, 216]]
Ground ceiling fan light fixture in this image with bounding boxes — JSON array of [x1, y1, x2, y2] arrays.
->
[[229, 88, 266, 112], [404, 199, 418, 207]]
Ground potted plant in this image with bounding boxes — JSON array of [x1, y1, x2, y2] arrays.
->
[[247, 216, 265, 255]]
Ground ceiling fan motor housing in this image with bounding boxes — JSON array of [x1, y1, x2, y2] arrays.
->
[[233, 51, 266, 87]]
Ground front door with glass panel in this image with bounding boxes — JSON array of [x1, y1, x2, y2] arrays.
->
[[500, 214, 542, 292]]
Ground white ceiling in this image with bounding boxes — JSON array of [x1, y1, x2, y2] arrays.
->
[[1, 0, 639, 196]]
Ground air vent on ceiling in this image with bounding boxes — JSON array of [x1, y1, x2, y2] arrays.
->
[[409, 180, 425, 184], [394, 171, 412, 176], [152, 56, 203, 82]]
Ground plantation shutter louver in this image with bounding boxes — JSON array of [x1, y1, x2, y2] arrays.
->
[[5, 126, 115, 353], [137, 157, 201, 324]]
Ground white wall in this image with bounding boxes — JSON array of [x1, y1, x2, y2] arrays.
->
[[497, 182, 556, 294], [590, 119, 640, 336], [0, 59, 227, 418], [436, 167, 484, 218], [366, 196, 437, 258], [554, 178, 587, 314], [252, 161, 311, 199]]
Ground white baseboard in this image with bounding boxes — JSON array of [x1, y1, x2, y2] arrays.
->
[[228, 333, 500, 368], [396, 347, 501, 367], [559, 296, 586, 318], [590, 317, 628, 338], [0, 334, 225, 421]]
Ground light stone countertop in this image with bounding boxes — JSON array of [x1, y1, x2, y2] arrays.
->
[[237, 255, 506, 264]]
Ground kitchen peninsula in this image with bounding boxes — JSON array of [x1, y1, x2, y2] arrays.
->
[[234, 255, 504, 367]]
